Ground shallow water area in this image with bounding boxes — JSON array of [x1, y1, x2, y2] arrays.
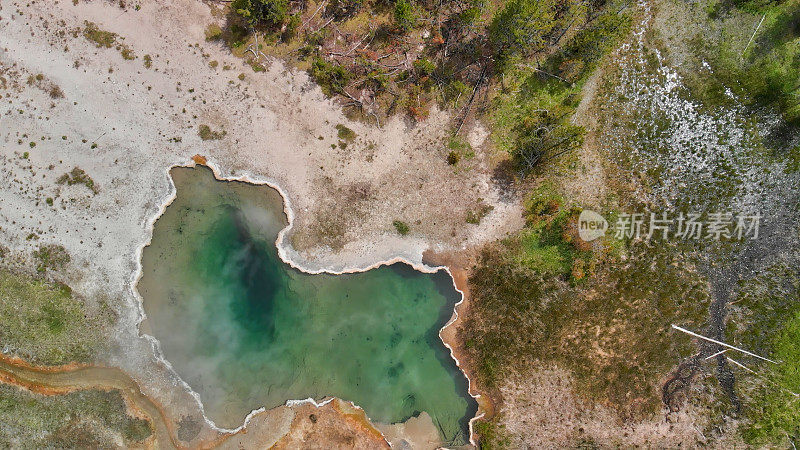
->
[[138, 166, 476, 445]]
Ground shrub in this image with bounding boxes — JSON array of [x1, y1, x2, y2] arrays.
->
[[544, 11, 632, 83], [442, 80, 471, 107], [393, 220, 410, 235], [82, 21, 117, 48], [198, 124, 226, 140], [82, 22, 136, 60], [231, 0, 290, 29], [511, 104, 584, 176], [488, 0, 558, 64], [309, 57, 352, 96], [120, 47, 136, 60], [56, 167, 98, 193], [466, 202, 493, 224], [283, 14, 301, 40], [413, 58, 436, 77], [49, 85, 65, 99], [335, 124, 357, 142], [457, 0, 485, 26], [447, 150, 460, 165], [225, 24, 251, 48], [328, 0, 363, 19], [393, 0, 416, 31], [205, 23, 223, 41], [523, 183, 562, 220]]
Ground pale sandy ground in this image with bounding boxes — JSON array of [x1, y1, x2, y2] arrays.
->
[[0, 0, 523, 447]]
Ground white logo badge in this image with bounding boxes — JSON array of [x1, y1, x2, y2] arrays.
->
[[578, 209, 608, 242]]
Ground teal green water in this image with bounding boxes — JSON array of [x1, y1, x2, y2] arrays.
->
[[138, 166, 475, 445]]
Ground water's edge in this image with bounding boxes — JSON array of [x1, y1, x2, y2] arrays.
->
[[128, 156, 484, 446]]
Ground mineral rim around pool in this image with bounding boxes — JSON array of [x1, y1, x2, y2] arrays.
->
[[138, 166, 477, 445]]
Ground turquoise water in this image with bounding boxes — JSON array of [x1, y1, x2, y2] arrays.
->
[[138, 166, 475, 445]]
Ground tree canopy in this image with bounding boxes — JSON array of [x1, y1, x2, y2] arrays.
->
[[231, 0, 290, 29], [488, 0, 560, 60]]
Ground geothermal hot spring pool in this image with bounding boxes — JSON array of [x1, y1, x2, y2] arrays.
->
[[138, 166, 476, 445]]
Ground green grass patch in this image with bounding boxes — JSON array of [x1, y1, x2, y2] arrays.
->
[[82, 21, 117, 48], [446, 135, 474, 165], [32, 244, 70, 273], [473, 419, 510, 449], [0, 385, 152, 447], [691, 0, 800, 123], [741, 311, 800, 445], [0, 270, 111, 365], [727, 260, 800, 445]]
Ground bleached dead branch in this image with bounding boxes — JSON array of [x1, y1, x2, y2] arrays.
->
[[671, 324, 778, 364]]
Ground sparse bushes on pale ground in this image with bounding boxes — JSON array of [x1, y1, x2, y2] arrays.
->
[[26, 73, 65, 99], [56, 167, 98, 194], [32, 244, 70, 273], [81, 21, 136, 60], [82, 21, 117, 48], [465, 201, 493, 224]]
